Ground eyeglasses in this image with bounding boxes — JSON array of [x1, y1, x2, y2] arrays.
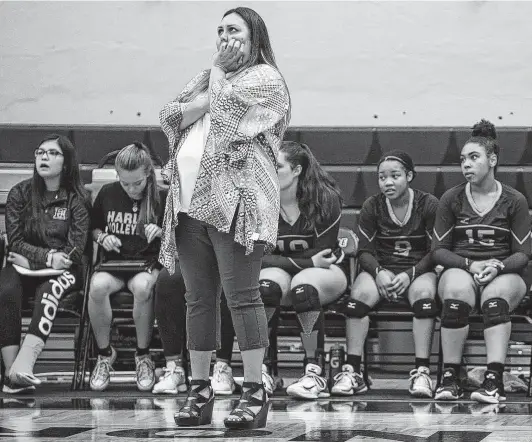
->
[[34, 149, 64, 159]]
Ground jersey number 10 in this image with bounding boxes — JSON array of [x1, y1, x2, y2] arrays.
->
[[465, 229, 495, 246]]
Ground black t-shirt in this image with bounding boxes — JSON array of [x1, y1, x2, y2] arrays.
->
[[91, 181, 167, 261]]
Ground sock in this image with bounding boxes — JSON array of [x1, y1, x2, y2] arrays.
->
[[487, 362, 504, 377], [415, 358, 430, 369], [445, 363, 461, 376], [98, 346, 113, 357], [347, 354, 362, 373], [136, 347, 150, 357]]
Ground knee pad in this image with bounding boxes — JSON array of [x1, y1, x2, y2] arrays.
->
[[259, 280, 282, 308], [289, 284, 321, 314], [441, 299, 471, 329], [289, 284, 321, 335], [482, 298, 510, 329], [343, 299, 371, 318], [412, 298, 439, 319], [259, 279, 282, 326]]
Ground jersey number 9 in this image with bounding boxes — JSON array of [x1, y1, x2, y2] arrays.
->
[[394, 240, 412, 257]]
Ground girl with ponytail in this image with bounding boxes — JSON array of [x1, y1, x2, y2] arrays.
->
[[87, 142, 167, 394], [255, 141, 347, 399]]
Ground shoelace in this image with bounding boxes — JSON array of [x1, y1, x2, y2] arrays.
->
[[137, 357, 154, 379], [213, 365, 230, 382], [441, 371, 456, 387], [333, 370, 358, 386], [93, 357, 113, 382], [409, 369, 429, 383], [299, 373, 327, 390], [262, 372, 274, 389], [161, 366, 177, 380], [482, 374, 499, 392]]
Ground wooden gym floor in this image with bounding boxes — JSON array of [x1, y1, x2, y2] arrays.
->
[[1, 375, 532, 441]]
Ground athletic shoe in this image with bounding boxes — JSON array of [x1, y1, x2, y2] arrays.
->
[[136, 353, 156, 392], [262, 364, 275, 396], [470, 370, 506, 404], [434, 368, 463, 401], [286, 363, 330, 400], [89, 347, 117, 392], [212, 361, 235, 395], [408, 366, 433, 398], [2, 378, 36, 394], [152, 361, 188, 394], [331, 364, 368, 396]]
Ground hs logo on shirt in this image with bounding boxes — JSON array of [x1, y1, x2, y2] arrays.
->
[[53, 207, 67, 220]]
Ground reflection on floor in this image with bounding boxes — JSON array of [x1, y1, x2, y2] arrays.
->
[[1, 392, 532, 441]]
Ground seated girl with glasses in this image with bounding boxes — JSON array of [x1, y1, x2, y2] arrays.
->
[[88, 142, 166, 393], [0, 134, 90, 393]]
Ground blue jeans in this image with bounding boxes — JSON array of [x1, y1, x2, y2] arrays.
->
[[175, 213, 269, 352]]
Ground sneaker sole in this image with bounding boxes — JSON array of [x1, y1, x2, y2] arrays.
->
[[213, 388, 235, 395], [286, 388, 330, 400], [2, 384, 36, 394], [153, 384, 188, 395], [409, 387, 433, 398], [137, 381, 156, 392], [470, 391, 499, 404], [434, 390, 462, 401], [331, 385, 368, 396]]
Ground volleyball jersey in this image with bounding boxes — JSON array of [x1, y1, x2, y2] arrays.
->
[[261, 198, 342, 275], [432, 182, 531, 262], [357, 188, 438, 279]]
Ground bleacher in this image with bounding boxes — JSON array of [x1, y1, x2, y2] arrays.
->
[[1, 124, 532, 390]]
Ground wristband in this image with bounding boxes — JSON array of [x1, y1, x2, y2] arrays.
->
[[464, 258, 471, 272], [375, 266, 383, 278], [46, 249, 57, 268], [97, 232, 108, 245]]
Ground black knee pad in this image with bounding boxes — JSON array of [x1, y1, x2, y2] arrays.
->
[[259, 280, 282, 308], [482, 297, 510, 329], [441, 299, 471, 329], [343, 299, 371, 318], [412, 298, 439, 319], [289, 284, 321, 314]]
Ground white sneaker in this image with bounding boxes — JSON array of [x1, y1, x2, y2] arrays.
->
[[212, 361, 235, 395], [409, 366, 433, 398], [331, 364, 368, 396], [89, 347, 117, 392], [262, 364, 275, 396], [286, 363, 330, 400], [135, 353, 156, 392], [152, 361, 187, 394]]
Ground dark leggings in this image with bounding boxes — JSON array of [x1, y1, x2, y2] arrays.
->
[[154, 266, 187, 358], [0, 264, 81, 348]]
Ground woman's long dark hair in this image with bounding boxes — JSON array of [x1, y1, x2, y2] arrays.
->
[[280, 141, 342, 232], [115, 142, 161, 236], [25, 134, 88, 242], [181, 7, 282, 103]]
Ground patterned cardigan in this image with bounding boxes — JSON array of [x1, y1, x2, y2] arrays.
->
[[159, 64, 291, 274]]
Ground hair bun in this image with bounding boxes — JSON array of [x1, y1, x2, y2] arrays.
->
[[471, 119, 497, 139]]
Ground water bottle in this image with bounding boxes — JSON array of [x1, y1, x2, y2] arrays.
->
[[328, 343, 345, 388]]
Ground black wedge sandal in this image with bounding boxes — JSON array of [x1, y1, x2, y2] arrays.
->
[[174, 379, 214, 427], [224, 381, 269, 430]]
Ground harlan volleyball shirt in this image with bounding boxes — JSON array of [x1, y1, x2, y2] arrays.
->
[[91, 181, 166, 262]]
